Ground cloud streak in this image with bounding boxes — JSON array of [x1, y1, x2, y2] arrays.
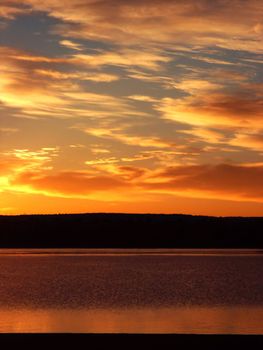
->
[[144, 163, 263, 202], [2, 148, 263, 204], [156, 83, 263, 130], [22, 0, 263, 54]]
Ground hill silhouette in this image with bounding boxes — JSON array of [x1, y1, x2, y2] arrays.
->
[[0, 213, 263, 248]]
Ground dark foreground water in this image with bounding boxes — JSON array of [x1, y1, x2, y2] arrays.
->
[[0, 249, 262, 334]]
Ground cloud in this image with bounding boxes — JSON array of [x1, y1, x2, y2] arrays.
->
[[3, 155, 263, 204], [0, 147, 130, 200], [85, 153, 154, 166], [0, 157, 24, 176], [11, 171, 127, 197], [59, 39, 83, 51], [100, 163, 148, 180], [72, 49, 171, 71], [1, 148, 59, 172], [128, 95, 158, 103], [172, 79, 222, 94], [230, 132, 263, 151], [0, 46, 136, 119], [2, 145, 263, 204], [0, 147, 142, 200], [178, 128, 225, 144], [143, 163, 263, 202], [82, 126, 174, 148], [0, 147, 59, 194], [35, 69, 119, 82], [0, 127, 19, 134], [0, 2, 29, 19], [18, 1, 261, 53], [0, 47, 70, 113], [2, 1, 262, 54], [156, 83, 263, 129]]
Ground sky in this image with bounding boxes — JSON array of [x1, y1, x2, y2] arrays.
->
[[0, 0, 263, 216]]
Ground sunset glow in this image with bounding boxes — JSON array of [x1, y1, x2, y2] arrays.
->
[[1, 0, 263, 215]]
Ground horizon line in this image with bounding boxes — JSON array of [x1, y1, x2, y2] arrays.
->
[[1, 212, 263, 219]]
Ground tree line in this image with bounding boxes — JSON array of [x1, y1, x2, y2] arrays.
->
[[0, 213, 262, 248]]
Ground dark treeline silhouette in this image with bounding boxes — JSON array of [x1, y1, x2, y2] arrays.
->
[[0, 213, 263, 248]]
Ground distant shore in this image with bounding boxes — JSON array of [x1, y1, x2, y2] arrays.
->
[[1, 213, 263, 248], [0, 248, 262, 256], [0, 334, 262, 349]]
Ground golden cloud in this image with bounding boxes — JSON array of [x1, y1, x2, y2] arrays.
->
[[2, 147, 263, 204], [0, 46, 137, 119], [82, 127, 174, 148], [11, 171, 127, 197], [72, 50, 171, 71], [2, 1, 262, 54], [0, 148, 59, 194], [20, 0, 263, 54], [0, 47, 69, 113], [0, 127, 19, 134], [230, 132, 263, 151], [35, 69, 119, 82], [156, 84, 263, 130], [128, 95, 158, 103], [5, 163, 263, 203], [59, 39, 83, 51], [143, 163, 263, 202], [0, 2, 28, 19], [1, 148, 59, 173], [178, 128, 225, 144]]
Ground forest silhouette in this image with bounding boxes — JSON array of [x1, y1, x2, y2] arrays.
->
[[0, 213, 262, 248]]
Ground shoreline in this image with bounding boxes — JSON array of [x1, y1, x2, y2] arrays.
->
[[0, 248, 262, 256], [0, 334, 262, 349]]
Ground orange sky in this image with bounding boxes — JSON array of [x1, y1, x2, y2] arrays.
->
[[0, 0, 263, 216]]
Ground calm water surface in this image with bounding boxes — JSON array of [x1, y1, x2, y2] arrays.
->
[[0, 249, 262, 334]]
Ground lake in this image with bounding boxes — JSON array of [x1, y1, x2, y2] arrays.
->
[[0, 249, 262, 334]]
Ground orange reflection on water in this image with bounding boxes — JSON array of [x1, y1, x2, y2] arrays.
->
[[1, 306, 263, 334]]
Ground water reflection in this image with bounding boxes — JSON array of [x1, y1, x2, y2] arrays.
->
[[0, 250, 262, 333], [1, 307, 263, 334]]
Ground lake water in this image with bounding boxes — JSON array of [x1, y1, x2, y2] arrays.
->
[[0, 249, 262, 334]]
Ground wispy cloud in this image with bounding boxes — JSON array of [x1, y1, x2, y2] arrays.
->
[[59, 39, 83, 51], [81, 126, 174, 148], [2, 150, 263, 204], [156, 83, 263, 130], [143, 163, 263, 203]]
